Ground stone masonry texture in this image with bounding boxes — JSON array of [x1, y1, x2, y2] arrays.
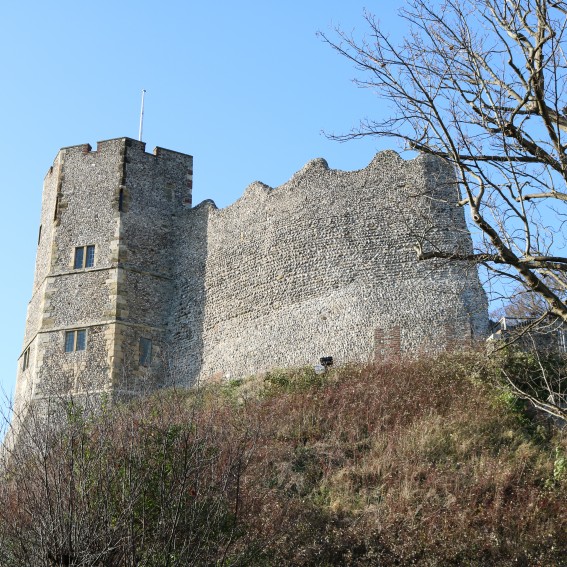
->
[[14, 138, 489, 414]]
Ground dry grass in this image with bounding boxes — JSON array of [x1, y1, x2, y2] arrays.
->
[[235, 355, 567, 565], [1, 354, 566, 566]]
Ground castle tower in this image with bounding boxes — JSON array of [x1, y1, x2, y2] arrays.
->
[[14, 138, 193, 415]]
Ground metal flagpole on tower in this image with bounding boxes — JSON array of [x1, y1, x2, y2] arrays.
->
[[138, 89, 146, 141]]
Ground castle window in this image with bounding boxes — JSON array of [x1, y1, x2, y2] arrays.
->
[[74, 247, 84, 269], [53, 194, 60, 221], [139, 337, 152, 367], [22, 347, 30, 371], [38, 225, 42, 245], [74, 245, 95, 269], [85, 245, 95, 268], [65, 329, 87, 353]]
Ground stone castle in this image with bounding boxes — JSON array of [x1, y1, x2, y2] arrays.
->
[[14, 137, 489, 414]]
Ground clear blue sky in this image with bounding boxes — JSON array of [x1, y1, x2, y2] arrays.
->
[[0, 1, 406, 406]]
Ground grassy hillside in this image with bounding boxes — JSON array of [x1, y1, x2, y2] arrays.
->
[[1, 354, 566, 566]]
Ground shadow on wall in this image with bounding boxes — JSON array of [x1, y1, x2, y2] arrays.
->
[[163, 200, 215, 387]]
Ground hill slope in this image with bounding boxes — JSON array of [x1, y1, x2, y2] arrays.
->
[[2, 355, 566, 566]]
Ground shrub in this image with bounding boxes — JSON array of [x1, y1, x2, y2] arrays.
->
[[1, 354, 565, 565]]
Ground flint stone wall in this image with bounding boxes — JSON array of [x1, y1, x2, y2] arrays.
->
[[170, 151, 489, 384]]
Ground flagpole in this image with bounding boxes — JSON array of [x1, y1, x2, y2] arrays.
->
[[138, 89, 146, 141]]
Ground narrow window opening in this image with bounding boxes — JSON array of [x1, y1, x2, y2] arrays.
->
[[65, 331, 75, 352], [139, 337, 152, 367], [53, 194, 60, 221], [22, 347, 30, 371], [74, 247, 85, 269], [119, 188, 124, 212], [76, 329, 86, 351], [85, 245, 95, 268], [38, 225, 42, 245]]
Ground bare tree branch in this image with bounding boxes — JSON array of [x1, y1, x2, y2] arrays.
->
[[322, 0, 567, 421]]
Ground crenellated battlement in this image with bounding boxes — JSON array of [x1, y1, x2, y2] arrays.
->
[[56, 137, 192, 159], [54, 138, 193, 173]]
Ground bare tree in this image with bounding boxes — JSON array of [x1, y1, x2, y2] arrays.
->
[[320, 0, 567, 318], [0, 390, 262, 566], [320, 0, 567, 421]]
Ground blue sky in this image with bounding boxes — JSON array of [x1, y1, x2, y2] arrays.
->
[[0, 1, 406, 405]]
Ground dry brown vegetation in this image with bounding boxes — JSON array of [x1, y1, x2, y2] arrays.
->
[[1, 354, 566, 566]]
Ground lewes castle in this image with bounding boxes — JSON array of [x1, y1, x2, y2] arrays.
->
[[14, 137, 489, 415]]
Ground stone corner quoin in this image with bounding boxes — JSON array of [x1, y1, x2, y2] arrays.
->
[[13, 137, 489, 414]]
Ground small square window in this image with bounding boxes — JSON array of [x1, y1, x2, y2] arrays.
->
[[139, 337, 152, 367], [74, 245, 95, 269], [65, 329, 87, 352]]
